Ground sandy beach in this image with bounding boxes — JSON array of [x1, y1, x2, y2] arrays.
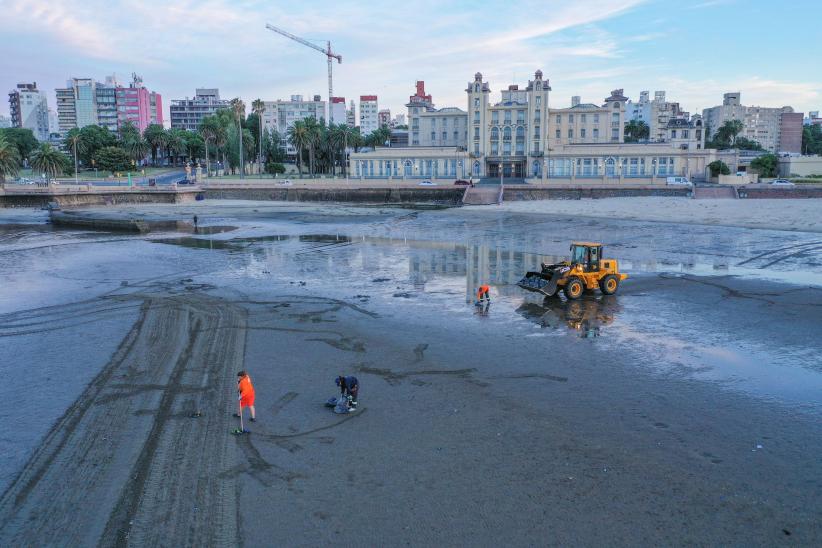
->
[[1, 200, 821, 545], [489, 197, 822, 232]]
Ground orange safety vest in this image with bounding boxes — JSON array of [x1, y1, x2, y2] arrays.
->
[[238, 375, 255, 406]]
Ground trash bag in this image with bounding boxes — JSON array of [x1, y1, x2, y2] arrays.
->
[[334, 394, 352, 414]]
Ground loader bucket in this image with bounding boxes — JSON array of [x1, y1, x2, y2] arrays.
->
[[517, 271, 560, 297]]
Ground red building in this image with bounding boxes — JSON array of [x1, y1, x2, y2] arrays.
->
[[115, 74, 163, 133]]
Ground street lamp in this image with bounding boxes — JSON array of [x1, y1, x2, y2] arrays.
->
[[499, 162, 503, 185]]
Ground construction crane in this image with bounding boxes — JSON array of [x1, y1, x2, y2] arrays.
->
[[265, 23, 342, 123]]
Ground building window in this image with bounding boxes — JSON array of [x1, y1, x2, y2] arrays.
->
[[474, 127, 480, 140], [474, 143, 480, 155], [474, 98, 479, 108], [593, 128, 599, 139], [568, 114, 574, 123], [594, 114, 599, 123], [517, 110, 525, 123], [492, 111, 499, 124], [442, 131, 447, 141], [555, 129, 561, 138], [581, 114, 587, 123], [612, 112, 619, 122], [504, 111, 511, 124], [442, 118, 448, 128], [474, 111, 480, 122], [431, 131, 436, 141], [431, 118, 436, 127], [581, 128, 586, 138], [568, 129, 573, 138], [536, 96, 542, 106], [611, 128, 619, 141], [556, 114, 561, 123], [454, 130, 459, 141], [473, 161, 481, 176], [671, 130, 677, 139], [682, 130, 689, 139]]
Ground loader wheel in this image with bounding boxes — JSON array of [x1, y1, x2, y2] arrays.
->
[[600, 275, 619, 295], [563, 277, 584, 300]]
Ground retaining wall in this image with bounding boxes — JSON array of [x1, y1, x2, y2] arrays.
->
[[502, 185, 691, 200], [736, 186, 822, 199], [0, 190, 199, 208], [203, 187, 466, 205]]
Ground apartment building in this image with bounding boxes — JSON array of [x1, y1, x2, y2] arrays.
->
[[7, 82, 49, 141], [330, 97, 346, 126], [702, 92, 803, 153], [0, 114, 11, 129], [346, 100, 356, 128], [359, 95, 378, 134], [406, 81, 468, 147], [260, 94, 326, 155], [55, 75, 162, 135], [169, 88, 231, 131], [115, 75, 163, 133]]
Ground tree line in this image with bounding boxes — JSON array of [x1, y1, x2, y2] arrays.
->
[[1, 97, 394, 183]]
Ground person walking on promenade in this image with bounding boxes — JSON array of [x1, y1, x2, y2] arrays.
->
[[236, 371, 256, 422]]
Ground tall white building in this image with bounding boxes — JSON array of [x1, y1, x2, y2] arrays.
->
[[261, 94, 326, 155], [55, 78, 98, 133], [702, 92, 802, 153], [169, 88, 231, 131], [359, 95, 378, 134], [330, 97, 346, 125], [8, 82, 50, 141], [626, 90, 694, 143], [346, 100, 356, 128]]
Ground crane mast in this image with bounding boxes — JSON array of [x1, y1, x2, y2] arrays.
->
[[265, 24, 342, 124]]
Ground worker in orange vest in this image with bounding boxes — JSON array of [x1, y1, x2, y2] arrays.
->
[[477, 284, 491, 303], [236, 371, 256, 422]]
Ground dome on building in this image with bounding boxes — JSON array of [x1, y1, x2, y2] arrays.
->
[[474, 72, 483, 81], [535, 70, 543, 79]]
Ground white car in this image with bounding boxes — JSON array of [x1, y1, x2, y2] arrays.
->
[[418, 180, 437, 186], [770, 179, 795, 186], [277, 179, 292, 186], [666, 176, 692, 186]]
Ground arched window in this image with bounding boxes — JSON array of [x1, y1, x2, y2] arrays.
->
[[503, 127, 511, 142], [404, 160, 412, 176], [516, 126, 525, 139], [490, 127, 499, 142], [605, 158, 616, 177], [532, 160, 541, 177], [473, 161, 481, 176]]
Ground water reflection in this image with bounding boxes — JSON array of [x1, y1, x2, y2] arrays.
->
[[516, 296, 620, 338]]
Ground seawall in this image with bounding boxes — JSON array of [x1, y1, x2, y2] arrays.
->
[[202, 186, 466, 205], [0, 189, 199, 208]]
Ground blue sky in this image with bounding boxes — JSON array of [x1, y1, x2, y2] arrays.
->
[[2, 0, 820, 122]]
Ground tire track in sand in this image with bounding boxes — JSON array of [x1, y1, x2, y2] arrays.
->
[[0, 292, 246, 547]]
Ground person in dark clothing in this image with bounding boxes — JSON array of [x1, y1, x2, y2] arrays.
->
[[336, 375, 359, 408], [193, 215, 199, 232]]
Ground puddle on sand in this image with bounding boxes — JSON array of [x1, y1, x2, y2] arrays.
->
[[516, 296, 620, 338]]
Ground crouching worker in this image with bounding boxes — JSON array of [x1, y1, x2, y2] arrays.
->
[[336, 375, 359, 408], [236, 371, 256, 422], [477, 284, 491, 303]]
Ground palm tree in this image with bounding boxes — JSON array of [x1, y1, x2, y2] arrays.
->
[[65, 129, 85, 184], [0, 134, 21, 184], [230, 98, 246, 178], [124, 136, 150, 165], [287, 120, 309, 177], [199, 116, 220, 176], [30, 143, 66, 183], [143, 124, 166, 166], [304, 117, 324, 176], [252, 99, 265, 178]]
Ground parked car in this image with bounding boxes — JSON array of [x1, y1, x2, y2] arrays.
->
[[770, 179, 795, 186], [277, 179, 293, 186], [666, 176, 692, 186], [418, 180, 436, 186], [454, 179, 471, 186]]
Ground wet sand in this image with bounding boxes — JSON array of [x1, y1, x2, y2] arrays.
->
[[1, 202, 821, 545]]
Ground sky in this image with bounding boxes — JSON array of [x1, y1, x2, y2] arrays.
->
[[1, 0, 820, 122]]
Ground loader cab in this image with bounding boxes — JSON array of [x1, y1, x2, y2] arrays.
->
[[570, 243, 602, 272]]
